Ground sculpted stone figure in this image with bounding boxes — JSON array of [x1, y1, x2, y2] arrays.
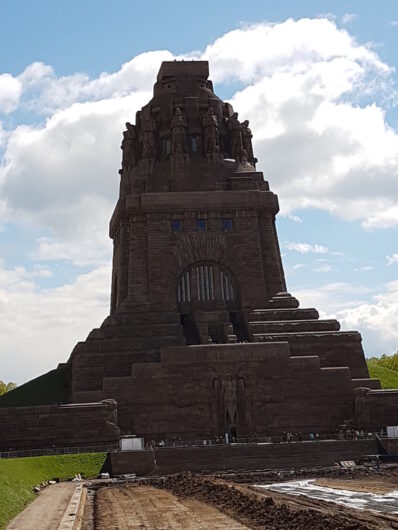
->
[[202, 107, 219, 155], [141, 117, 157, 174], [121, 122, 137, 170], [241, 120, 256, 163], [142, 118, 157, 159], [227, 112, 243, 159], [171, 108, 188, 155], [353, 387, 370, 425], [237, 149, 255, 172], [223, 373, 237, 424]]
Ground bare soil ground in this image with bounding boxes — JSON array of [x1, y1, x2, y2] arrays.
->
[[160, 473, 394, 529], [88, 471, 398, 530], [11, 466, 398, 529], [94, 484, 249, 529]]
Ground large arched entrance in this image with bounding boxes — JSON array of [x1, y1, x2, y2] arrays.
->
[[177, 262, 246, 344]]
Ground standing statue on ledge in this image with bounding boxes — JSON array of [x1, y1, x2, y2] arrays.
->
[[227, 112, 243, 160], [202, 107, 219, 156], [171, 108, 188, 156], [141, 117, 157, 174], [223, 373, 237, 424], [241, 120, 257, 164], [121, 122, 137, 171]]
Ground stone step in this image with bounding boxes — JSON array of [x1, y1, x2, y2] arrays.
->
[[85, 335, 185, 351], [100, 323, 184, 339], [252, 330, 358, 341], [104, 310, 181, 326], [247, 308, 319, 321], [249, 319, 340, 334]]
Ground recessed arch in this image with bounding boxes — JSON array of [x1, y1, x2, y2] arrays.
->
[[177, 261, 239, 309]]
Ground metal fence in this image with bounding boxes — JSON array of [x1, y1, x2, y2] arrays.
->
[[144, 430, 385, 450], [0, 431, 388, 458]]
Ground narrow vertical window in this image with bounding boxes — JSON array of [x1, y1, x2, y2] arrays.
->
[[171, 220, 182, 232], [222, 218, 233, 231], [196, 219, 207, 231]]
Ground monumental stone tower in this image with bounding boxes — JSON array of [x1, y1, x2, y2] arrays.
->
[[68, 61, 395, 440]]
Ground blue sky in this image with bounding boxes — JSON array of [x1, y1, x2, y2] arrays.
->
[[1, 0, 398, 383]]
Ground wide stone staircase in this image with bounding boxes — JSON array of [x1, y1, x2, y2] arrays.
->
[[244, 294, 373, 381], [70, 309, 185, 403]]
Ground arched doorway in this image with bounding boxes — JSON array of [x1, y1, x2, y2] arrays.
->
[[177, 262, 244, 344]]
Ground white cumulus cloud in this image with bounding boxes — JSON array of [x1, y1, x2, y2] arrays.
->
[[285, 242, 329, 254], [337, 281, 398, 356], [0, 262, 111, 384], [0, 73, 22, 114], [295, 281, 398, 356], [387, 254, 398, 266]]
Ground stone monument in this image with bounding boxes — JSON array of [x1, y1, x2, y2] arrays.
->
[[1, 61, 396, 451], [68, 61, 397, 440]]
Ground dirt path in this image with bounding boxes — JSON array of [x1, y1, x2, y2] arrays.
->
[[7, 482, 76, 530], [95, 485, 249, 529]]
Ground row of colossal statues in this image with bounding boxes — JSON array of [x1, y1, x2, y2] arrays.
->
[[121, 107, 256, 170]]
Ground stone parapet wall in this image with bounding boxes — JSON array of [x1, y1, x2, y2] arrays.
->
[[109, 439, 378, 476], [0, 400, 120, 451], [356, 389, 398, 429]]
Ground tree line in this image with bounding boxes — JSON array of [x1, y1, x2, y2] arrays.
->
[[0, 381, 17, 396], [368, 352, 398, 372]]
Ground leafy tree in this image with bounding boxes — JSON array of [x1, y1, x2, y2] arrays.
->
[[0, 381, 17, 396], [368, 352, 398, 372]]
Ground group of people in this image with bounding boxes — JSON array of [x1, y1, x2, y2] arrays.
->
[[339, 429, 366, 440], [282, 431, 305, 442], [143, 429, 383, 449]]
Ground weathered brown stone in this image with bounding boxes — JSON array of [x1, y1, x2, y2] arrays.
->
[[0, 400, 120, 450], [68, 60, 397, 440]]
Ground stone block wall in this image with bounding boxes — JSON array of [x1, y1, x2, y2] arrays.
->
[[356, 389, 398, 430], [101, 342, 356, 439], [109, 439, 378, 476], [0, 400, 120, 450]]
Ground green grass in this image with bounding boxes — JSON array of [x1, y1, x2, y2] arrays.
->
[[367, 360, 398, 390], [0, 452, 106, 529], [0, 364, 70, 408]]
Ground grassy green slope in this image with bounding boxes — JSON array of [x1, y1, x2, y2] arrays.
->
[[0, 452, 106, 529], [367, 360, 398, 390], [0, 364, 70, 408]]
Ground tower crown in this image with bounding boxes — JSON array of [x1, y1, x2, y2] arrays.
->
[[119, 60, 259, 194], [154, 60, 213, 97]]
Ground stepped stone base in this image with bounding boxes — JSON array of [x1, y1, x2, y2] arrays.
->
[[98, 341, 379, 439], [70, 310, 185, 396], [67, 303, 396, 441], [245, 305, 370, 379]]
